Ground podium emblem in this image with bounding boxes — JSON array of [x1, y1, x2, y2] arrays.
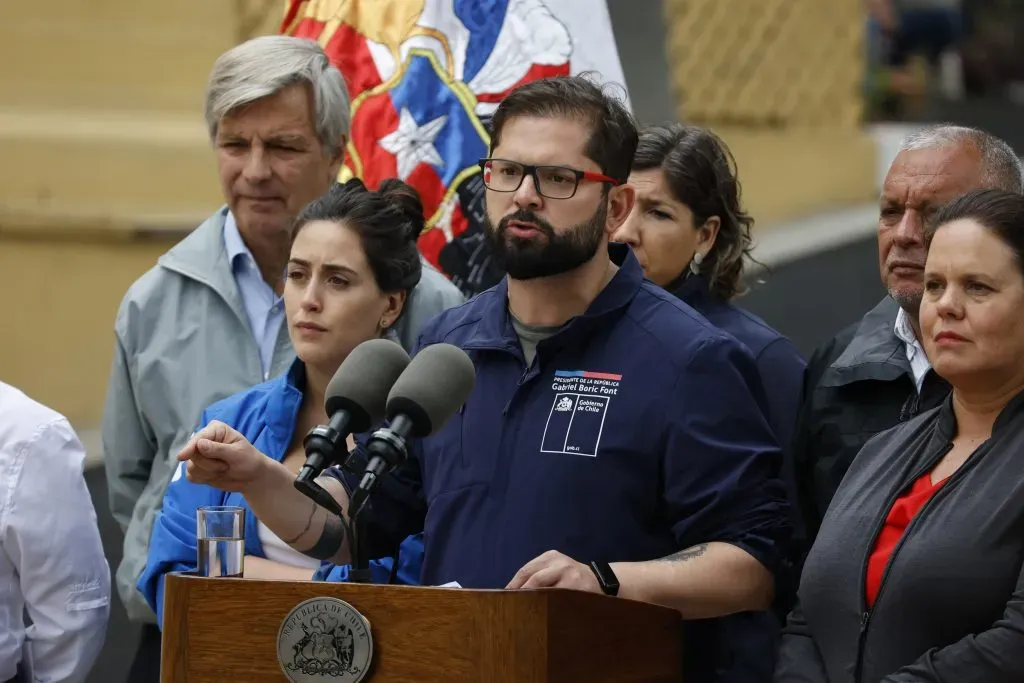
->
[[277, 597, 373, 682]]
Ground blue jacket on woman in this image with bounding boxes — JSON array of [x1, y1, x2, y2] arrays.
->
[[136, 361, 419, 627], [672, 273, 806, 683], [671, 275, 805, 459]]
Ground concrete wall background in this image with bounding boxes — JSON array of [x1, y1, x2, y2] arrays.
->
[[607, 1, 680, 125], [0, 234, 175, 424]]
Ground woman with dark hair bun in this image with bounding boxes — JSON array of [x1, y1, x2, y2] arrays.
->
[[137, 179, 427, 623], [612, 123, 806, 683]]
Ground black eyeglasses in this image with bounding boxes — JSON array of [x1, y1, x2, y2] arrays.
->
[[478, 158, 622, 199]]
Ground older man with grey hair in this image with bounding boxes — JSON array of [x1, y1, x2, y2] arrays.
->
[[102, 35, 463, 679], [790, 124, 1024, 552]]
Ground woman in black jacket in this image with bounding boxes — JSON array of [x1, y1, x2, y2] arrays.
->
[[775, 188, 1024, 682], [612, 124, 805, 683]]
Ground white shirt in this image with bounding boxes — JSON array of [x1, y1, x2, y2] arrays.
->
[[257, 522, 321, 571], [894, 307, 932, 393], [0, 382, 110, 683]]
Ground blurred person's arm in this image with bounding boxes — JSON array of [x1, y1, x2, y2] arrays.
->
[[102, 333, 157, 532], [866, 0, 897, 30], [4, 418, 110, 683]]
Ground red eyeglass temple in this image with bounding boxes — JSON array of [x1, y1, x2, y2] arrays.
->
[[581, 170, 623, 185]]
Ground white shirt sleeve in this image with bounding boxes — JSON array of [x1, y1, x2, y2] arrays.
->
[[0, 416, 110, 683]]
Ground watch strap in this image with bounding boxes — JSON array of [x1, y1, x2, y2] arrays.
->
[[588, 560, 620, 596]]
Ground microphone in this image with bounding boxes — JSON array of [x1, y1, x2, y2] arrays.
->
[[294, 339, 410, 513], [348, 343, 476, 519]]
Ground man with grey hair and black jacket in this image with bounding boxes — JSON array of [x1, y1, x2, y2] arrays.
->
[[102, 35, 464, 679], [791, 124, 1024, 553]]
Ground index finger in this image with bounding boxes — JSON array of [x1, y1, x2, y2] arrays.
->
[[177, 421, 228, 461], [506, 552, 553, 589], [520, 566, 562, 590], [195, 421, 229, 441], [177, 433, 200, 462]]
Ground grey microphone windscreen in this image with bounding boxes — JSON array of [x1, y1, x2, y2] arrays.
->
[[325, 338, 411, 432], [385, 343, 476, 437]]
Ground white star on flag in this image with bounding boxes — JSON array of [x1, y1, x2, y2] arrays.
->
[[378, 108, 448, 180]]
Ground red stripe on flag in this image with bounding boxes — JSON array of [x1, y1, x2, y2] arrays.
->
[[476, 62, 572, 103], [450, 204, 468, 240], [350, 95, 400, 183], [289, 18, 325, 42], [418, 204, 468, 272], [406, 163, 446, 219], [323, 23, 384, 95], [417, 227, 447, 268], [280, 0, 307, 34]]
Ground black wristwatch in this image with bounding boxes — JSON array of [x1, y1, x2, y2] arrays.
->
[[588, 560, 620, 596]]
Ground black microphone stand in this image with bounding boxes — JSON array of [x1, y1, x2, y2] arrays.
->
[[342, 422, 413, 583], [349, 417, 413, 520], [336, 475, 372, 584], [294, 423, 372, 583]]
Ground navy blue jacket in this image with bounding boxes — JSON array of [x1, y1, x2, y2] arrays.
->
[[673, 276, 805, 468], [673, 275, 806, 683], [348, 246, 791, 676]]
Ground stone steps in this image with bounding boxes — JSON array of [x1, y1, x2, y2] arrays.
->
[[0, 0, 251, 228]]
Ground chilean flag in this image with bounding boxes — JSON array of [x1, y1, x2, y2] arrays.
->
[[282, 0, 630, 295]]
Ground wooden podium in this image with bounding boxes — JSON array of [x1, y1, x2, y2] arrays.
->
[[161, 572, 683, 682]]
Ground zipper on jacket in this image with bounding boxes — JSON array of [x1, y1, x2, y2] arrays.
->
[[854, 440, 951, 681], [854, 439, 989, 682], [502, 360, 534, 416], [854, 470, 911, 683]]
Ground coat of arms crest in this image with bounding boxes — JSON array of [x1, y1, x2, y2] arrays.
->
[[277, 597, 373, 682]]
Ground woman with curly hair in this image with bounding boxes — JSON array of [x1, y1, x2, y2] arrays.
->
[[613, 123, 806, 683]]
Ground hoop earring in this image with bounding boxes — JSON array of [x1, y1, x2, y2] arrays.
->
[[689, 251, 704, 276]]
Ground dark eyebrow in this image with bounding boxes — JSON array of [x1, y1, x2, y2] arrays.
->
[[288, 258, 358, 278], [322, 263, 357, 277]]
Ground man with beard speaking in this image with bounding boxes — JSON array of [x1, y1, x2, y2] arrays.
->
[[183, 75, 791, 680]]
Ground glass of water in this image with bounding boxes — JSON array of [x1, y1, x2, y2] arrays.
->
[[196, 506, 245, 578]]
